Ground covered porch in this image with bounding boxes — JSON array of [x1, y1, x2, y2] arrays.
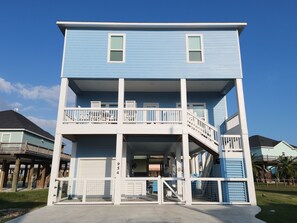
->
[[47, 78, 256, 205]]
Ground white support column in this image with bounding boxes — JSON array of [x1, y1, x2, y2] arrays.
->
[[180, 79, 188, 130], [68, 142, 77, 179], [176, 144, 183, 195], [176, 145, 182, 178], [114, 133, 123, 205], [201, 152, 206, 173], [235, 78, 257, 205], [194, 155, 199, 175], [47, 134, 63, 205], [182, 134, 192, 205], [117, 78, 125, 128], [180, 79, 192, 205], [114, 78, 125, 205], [122, 142, 127, 177], [47, 78, 69, 206], [68, 142, 77, 196]]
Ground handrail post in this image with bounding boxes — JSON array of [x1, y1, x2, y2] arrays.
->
[[158, 176, 162, 205], [58, 181, 63, 202], [218, 179, 223, 203], [82, 179, 87, 203]]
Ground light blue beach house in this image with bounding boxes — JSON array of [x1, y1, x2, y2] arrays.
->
[[47, 21, 256, 206]]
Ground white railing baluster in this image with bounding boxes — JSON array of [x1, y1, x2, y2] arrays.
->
[[187, 111, 218, 144], [63, 108, 118, 124], [123, 108, 182, 124], [221, 135, 243, 152]]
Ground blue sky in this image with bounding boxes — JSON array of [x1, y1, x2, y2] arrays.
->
[[0, 0, 296, 147]]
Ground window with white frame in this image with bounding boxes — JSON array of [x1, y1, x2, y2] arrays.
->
[[108, 34, 126, 63], [187, 34, 203, 63], [177, 103, 208, 121], [101, 103, 118, 108], [1, 133, 11, 143]]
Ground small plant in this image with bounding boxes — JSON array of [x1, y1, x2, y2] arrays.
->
[[276, 156, 297, 184]]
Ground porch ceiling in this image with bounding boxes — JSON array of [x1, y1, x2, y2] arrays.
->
[[126, 135, 203, 155], [69, 79, 234, 94], [126, 135, 178, 155]]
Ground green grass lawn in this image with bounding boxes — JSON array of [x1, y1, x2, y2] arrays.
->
[[255, 184, 297, 223], [0, 189, 48, 223]]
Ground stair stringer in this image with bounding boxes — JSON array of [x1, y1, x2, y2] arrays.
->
[[188, 128, 219, 155]]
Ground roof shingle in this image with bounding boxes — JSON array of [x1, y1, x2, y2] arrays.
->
[[0, 110, 54, 140], [249, 135, 297, 149]]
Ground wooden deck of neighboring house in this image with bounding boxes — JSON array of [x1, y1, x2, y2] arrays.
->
[[0, 142, 70, 191]]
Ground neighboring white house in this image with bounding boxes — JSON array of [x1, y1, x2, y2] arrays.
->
[[250, 135, 297, 161], [47, 21, 256, 206]]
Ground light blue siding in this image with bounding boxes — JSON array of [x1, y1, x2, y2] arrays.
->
[[220, 158, 248, 202], [77, 92, 118, 107], [0, 130, 53, 150], [0, 130, 23, 143], [63, 29, 241, 79], [76, 135, 116, 158], [251, 142, 297, 157], [23, 132, 54, 150]]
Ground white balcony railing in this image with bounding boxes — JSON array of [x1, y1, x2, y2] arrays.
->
[[63, 108, 118, 124], [123, 108, 182, 124], [191, 177, 249, 204], [221, 135, 243, 152]]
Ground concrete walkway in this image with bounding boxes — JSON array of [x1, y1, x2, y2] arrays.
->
[[8, 205, 264, 223]]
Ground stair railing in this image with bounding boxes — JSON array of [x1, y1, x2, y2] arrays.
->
[[187, 111, 218, 145]]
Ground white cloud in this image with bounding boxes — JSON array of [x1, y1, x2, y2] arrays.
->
[[21, 105, 36, 112], [0, 77, 15, 93], [27, 116, 57, 135], [15, 83, 60, 105], [0, 77, 61, 106], [0, 100, 22, 110]]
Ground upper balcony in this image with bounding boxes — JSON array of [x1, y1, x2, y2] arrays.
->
[[61, 79, 237, 135]]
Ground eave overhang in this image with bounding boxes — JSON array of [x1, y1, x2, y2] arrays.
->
[[57, 21, 247, 35]]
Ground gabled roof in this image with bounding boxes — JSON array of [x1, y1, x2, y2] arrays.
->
[[57, 21, 247, 35], [249, 135, 297, 149], [0, 110, 54, 141]]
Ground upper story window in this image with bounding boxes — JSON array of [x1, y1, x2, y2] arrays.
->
[[108, 34, 126, 63], [186, 34, 204, 63]]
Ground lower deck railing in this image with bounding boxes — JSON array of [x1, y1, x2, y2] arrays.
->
[[191, 177, 249, 204], [54, 177, 249, 205], [54, 177, 114, 204]]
